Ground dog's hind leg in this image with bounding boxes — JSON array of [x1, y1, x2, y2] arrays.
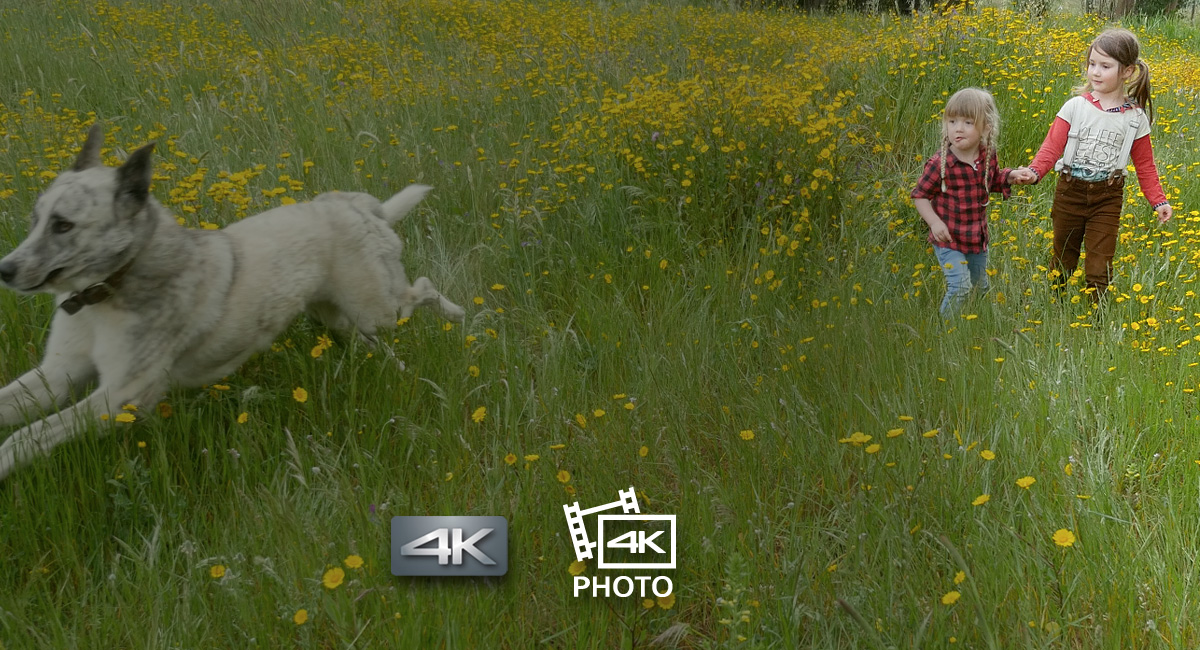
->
[[0, 375, 164, 482], [399, 277, 466, 323], [306, 301, 354, 333], [306, 301, 409, 371], [356, 332, 408, 372]]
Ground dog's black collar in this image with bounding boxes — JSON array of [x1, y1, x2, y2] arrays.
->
[[59, 259, 135, 315]]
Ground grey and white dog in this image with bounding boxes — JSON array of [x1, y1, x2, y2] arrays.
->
[[0, 125, 465, 480]]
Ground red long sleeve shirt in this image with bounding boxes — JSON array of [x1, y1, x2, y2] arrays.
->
[[1028, 93, 1168, 208]]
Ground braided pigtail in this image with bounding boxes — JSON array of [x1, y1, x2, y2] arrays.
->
[[981, 141, 992, 207], [982, 113, 999, 205], [939, 135, 948, 194]]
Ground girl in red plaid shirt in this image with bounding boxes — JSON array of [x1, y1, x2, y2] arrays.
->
[[912, 87, 1032, 317]]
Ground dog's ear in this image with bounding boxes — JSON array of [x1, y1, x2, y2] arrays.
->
[[72, 123, 105, 171], [114, 141, 156, 215]]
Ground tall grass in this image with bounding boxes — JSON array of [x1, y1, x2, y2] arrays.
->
[[2, 0, 1200, 647]]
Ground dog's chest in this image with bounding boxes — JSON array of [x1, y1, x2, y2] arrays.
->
[[68, 306, 163, 378]]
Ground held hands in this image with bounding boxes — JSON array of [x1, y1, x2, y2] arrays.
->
[[1156, 203, 1172, 224], [1008, 167, 1037, 185]]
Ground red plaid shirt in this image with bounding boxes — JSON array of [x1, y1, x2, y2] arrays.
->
[[911, 151, 1012, 254]]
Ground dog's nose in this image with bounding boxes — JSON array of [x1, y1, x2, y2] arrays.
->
[[0, 260, 17, 284]]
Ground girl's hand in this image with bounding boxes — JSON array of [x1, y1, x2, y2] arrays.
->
[[1156, 203, 1173, 224], [1008, 167, 1037, 185], [929, 219, 952, 243]]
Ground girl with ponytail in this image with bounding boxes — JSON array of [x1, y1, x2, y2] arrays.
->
[[1019, 28, 1171, 301]]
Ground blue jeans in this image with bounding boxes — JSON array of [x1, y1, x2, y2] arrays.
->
[[933, 245, 989, 317]]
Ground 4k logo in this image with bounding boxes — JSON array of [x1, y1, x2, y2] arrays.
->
[[609, 529, 665, 554], [391, 516, 508, 576], [597, 514, 676, 569]]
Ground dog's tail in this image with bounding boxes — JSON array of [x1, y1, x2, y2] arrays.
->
[[380, 184, 433, 225]]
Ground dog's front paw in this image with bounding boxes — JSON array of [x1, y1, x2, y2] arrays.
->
[[442, 301, 466, 323]]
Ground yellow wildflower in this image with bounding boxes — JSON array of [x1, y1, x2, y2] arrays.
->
[[323, 567, 345, 589], [1053, 529, 1076, 548]]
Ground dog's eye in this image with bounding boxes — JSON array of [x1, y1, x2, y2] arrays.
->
[[51, 219, 74, 234]]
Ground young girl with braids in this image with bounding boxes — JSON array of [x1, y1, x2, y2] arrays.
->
[[912, 87, 1031, 317], [1020, 28, 1171, 300]]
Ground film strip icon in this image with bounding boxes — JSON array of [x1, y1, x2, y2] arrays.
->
[[563, 486, 640, 562]]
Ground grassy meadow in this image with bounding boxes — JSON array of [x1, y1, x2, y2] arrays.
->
[[5, 0, 1200, 647]]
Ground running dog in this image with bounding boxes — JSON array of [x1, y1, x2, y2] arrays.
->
[[0, 124, 465, 480]]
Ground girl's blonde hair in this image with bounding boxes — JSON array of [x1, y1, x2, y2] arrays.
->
[[938, 87, 1000, 194], [1078, 28, 1154, 124]]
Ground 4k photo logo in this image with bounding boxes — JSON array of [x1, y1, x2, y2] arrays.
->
[[391, 516, 508, 577], [565, 487, 676, 599]]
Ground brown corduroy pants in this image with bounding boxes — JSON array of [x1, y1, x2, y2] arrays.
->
[[1050, 173, 1125, 298]]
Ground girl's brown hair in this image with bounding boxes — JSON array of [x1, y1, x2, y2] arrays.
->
[[938, 87, 1000, 195], [1081, 28, 1154, 124]]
